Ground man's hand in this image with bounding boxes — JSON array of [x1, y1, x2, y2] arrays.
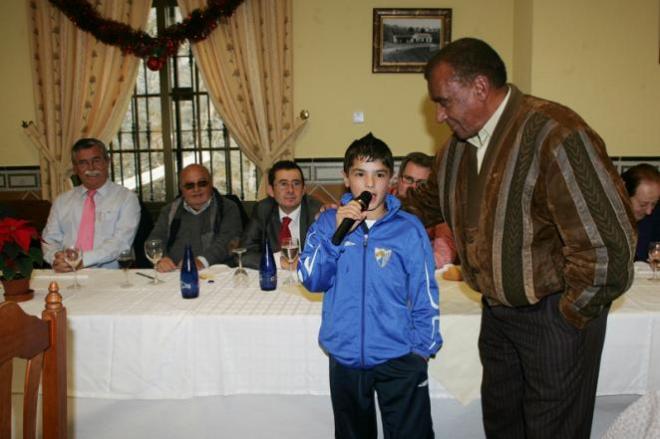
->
[[315, 202, 339, 220], [280, 255, 299, 270], [156, 256, 177, 272], [52, 251, 79, 273]]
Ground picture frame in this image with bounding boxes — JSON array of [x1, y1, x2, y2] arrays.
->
[[372, 8, 452, 73]]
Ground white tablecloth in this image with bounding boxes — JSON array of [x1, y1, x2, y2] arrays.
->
[[12, 265, 660, 406]]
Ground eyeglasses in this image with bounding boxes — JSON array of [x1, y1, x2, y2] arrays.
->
[[274, 180, 303, 190], [182, 180, 210, 190], [401, 175, 427, 187]]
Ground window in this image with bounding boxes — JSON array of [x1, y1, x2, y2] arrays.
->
[[110, 3, 258, 202]]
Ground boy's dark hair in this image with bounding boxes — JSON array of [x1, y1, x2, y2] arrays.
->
[[267, 160, 305, 186], [424, 37, 507, 88], [343, 133, 394, 175], [621, 163, 660, 197], [71, 138, 109, 161], [398, 152, 433, 177]]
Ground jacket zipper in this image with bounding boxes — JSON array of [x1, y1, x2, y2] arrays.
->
[[361, 230, 368, 368]]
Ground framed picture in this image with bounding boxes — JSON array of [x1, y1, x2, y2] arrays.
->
[[372, 8, 452, 73]]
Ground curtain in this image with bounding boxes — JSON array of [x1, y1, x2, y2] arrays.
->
[[177, 0, 305, 195], [24, 1, 151, 200]]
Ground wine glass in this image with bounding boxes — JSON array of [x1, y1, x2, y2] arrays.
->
[[649, 242, 660, 281], [281, 237, 300, 285], [118, 248, 135, 288], [232, 247, 248, 287], [144, 239, 164, 284], [64, 246, 83, 289]]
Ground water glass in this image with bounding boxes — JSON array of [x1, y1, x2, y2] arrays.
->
[[144, 239, 164, 284], [118, 248, 135, 287], [63, 246, 82, 289]]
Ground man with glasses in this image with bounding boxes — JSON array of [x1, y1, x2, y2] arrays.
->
[[241, 160, 321, 269], [42, 138, 140, 271], [393, 152, 433, 197], [393, 152, 457, 268], [148, 164, 243, 271]]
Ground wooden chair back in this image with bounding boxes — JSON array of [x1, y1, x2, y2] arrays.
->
[[0, 282, 67, 439]]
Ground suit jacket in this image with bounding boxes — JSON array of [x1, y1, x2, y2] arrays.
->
[[241, 195, 322, 269]]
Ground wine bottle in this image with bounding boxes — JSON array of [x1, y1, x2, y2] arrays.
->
[[259, 231, 277, 291], [180, 244, 199, 299]]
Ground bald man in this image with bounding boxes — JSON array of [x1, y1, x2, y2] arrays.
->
[[147, 164, 243, 271]]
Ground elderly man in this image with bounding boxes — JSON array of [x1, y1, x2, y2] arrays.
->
[[621, 163, 660, 261], [148, 164, 242, 272], [42, 138, 140, 271], [241, 160, 321, 269], [406, 38, 636, 438]]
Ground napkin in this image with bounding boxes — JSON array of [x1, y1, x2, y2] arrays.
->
[[634, 261, 654, 276]]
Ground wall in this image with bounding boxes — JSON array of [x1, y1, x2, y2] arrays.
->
[[292, 0, 514, 158], [528, 0, 659, 156], [0, 0, 38, 166], [0, 0, 657, 168]]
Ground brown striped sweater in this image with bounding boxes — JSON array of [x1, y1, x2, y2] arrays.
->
[[408, 85, 636, 328]]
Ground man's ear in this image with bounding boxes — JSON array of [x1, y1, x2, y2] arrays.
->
[[472, 74, 490, 101], [266, 184, 274, 198]]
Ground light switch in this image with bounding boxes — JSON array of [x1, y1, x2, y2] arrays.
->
[[352, 111, 365, 124]]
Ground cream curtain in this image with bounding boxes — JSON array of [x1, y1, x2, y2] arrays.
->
[[177, 0, 306, 195], [24, 1, 151, 200]]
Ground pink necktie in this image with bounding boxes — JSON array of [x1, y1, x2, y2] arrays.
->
[[76, 189, 96, 251]]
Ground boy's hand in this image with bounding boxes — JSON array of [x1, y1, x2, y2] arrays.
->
[[336, 200, 368, 234]]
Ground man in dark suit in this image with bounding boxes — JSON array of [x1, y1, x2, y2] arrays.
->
[[241, 160, 321, 269]]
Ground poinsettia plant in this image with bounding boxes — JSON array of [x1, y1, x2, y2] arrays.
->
[[0, 218, 43, 280]]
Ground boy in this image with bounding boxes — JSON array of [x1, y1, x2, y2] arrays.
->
[[298, 133, 442, 438]]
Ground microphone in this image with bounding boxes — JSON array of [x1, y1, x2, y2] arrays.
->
[[331, 191, 373, 245]]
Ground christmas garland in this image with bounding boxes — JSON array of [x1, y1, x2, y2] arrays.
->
[[48, 0, 244, 70]]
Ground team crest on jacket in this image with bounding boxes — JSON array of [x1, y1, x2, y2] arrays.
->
[[374, 247, 392, 268]]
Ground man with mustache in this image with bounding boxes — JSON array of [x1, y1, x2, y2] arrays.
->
[[42, 138, 140, 271], [240, 160, 321, 269]]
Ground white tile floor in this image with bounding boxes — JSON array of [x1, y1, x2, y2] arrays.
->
[[24, 393, 634, 438]]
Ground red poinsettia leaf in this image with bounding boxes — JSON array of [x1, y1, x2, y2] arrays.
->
[[0, 217, 38, 254]]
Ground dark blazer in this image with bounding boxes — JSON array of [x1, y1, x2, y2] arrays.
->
[[241, 195, 322, 269]]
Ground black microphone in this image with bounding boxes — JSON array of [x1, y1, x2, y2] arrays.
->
[[331, 191, 373, 245]]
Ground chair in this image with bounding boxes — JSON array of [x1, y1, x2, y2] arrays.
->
[[0, 282, 67, 439]]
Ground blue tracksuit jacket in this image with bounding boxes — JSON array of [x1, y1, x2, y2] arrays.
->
[[298, 193, 442, 368]]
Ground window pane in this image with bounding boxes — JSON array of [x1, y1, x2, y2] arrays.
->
[[110, 4, 257, 202]]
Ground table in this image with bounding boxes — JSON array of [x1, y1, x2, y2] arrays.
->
[[11, 264, 659, 437]]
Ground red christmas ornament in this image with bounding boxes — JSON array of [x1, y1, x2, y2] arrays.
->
[[146, 56, 164, 71], [48, 0, 244, 63]]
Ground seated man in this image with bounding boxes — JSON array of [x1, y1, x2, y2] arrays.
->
[[148, 164, 243, 271], [395, 152, 456, 268], [621, 163, 660, 261], [42, 138, 140, 271], [241, 160, 321, 269]]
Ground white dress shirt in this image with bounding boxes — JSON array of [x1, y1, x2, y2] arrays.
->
[[42, 180, 141, 268], [466, 87, 511, 173]]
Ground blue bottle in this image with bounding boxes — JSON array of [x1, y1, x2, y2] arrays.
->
[[180, 244, 199, 299], [259, 232, 277, 291]]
